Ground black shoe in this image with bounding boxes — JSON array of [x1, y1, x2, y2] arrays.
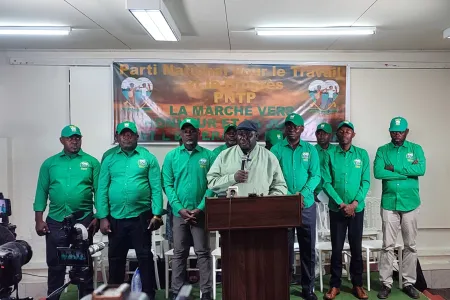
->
[[302, 291, 318, 300], [201, 292, 212, 300], [403, 285, 420, 299], [171, 294, 178, 300], [377, 285, 391, 299]]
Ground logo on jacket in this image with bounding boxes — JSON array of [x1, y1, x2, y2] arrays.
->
[[199, 158, 208, 168], [302, 152, 310, 161], [354, 159, 362, 168], [406, 152, 414, 162], [80, 161, 90, 170], [138, 159, 148, 168]]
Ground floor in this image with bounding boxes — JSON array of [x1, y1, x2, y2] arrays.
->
[[427, 289, 450, 300], [60, 272, 429, 300]]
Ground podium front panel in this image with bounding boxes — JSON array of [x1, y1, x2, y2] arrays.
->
[[205, 194, 302, 231]]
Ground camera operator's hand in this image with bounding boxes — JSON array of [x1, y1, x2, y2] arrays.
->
[[87, 218, 100, 233], [99, 218, 111, 235], [35, 220, 49, 236], [148, 216, 163, 231]]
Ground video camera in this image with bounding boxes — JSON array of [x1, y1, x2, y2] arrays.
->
[[0, 193, 33, 300], [47, 212, 104, 300]]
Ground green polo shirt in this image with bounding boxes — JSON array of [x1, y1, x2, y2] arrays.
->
[[101, 145, 120, 163], [374, 141, 426, 211], [322, 145, 370, 213], [212, 144, 228, 158], [96, 146, 163, 219], [162, 145, 216, 217], [314, 143, 336, 194], [271, 139, 320, 208], [33, 150, 100, 222]]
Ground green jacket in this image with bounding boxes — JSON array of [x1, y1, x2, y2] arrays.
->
[[34, 150, 100, 222], [162, 145, 216, 217], [321, 145, 371, 213], [373, 141, 425, 211], [96, 146, 163, 219], [271, 139, 321, 208]]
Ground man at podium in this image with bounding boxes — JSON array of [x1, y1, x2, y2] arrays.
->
[[271, 113, 321, 300], [207, 119, 287, 197]]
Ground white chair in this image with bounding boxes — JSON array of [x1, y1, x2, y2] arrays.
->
[[315, 202, 351, 292], [211, 232, 221, 299], [92, 233, 108, 289], [342, 196, 404, 291], [126, 230, 163, 290], [164, 245, 199, 299], [361, 240, 403, 291], [363, 197, 383, 239]]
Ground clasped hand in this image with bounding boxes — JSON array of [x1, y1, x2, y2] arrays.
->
[[179, 208, 202, 224], [339, 201, 357, 217]]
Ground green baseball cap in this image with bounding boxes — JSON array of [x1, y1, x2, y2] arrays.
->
[[116, 121, 138, 134], [179, 118, 200, 129], [316, 123, 332, 134], [389, 117, 408, 132], [337, 120, 354, 131], [266, 130, 284, 145], [223, 124, 236, 135], [285, 113, 304, 126], [61, 125, 82, 137]]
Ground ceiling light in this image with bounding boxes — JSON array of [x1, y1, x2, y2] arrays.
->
[[127, 0, 180, 42], [0, 26, 71, 36], [255, 27, 376, 36], [444, 28, 450, 39]]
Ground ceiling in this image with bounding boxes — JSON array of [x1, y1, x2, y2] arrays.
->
[[0, 0, 449, 51]]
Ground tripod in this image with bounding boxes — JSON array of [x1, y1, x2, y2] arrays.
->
[[46, 267, 92, 300]]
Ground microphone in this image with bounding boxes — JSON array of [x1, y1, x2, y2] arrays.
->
[[241, 154, 250, 170], [88, 242, 105, 255], [241, 156, 246, 170]]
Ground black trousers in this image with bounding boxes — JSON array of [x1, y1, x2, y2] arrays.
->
[[108, 216, 156, 299], [329, 210, 364, 288], [46, 214, 94, 300]]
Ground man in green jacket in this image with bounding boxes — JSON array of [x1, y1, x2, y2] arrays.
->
[[314, 122, 335, 201], [265, 129, 284, 150], [322, 121, 370, 300], [96, 121, 163, 300], [33, 125, 100, 300], [271, 113, 321, 300], [212, 123, 237, 156], [375, 117, 426, 300], [162, 118, 215, 300]]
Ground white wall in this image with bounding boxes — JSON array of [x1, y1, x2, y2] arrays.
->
[[0, 58, 70, 269], [1, 50, 450, 273]]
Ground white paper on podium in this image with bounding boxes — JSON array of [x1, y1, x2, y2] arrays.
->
[[317, 190, 329, 204]]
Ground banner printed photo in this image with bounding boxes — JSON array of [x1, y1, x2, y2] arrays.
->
[[112, 62, 348, 143]]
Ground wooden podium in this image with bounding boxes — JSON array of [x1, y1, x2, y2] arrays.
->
[[205, 194, 302, 300]]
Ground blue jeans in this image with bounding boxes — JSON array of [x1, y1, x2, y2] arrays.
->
[[288, 203, 317, 292]]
